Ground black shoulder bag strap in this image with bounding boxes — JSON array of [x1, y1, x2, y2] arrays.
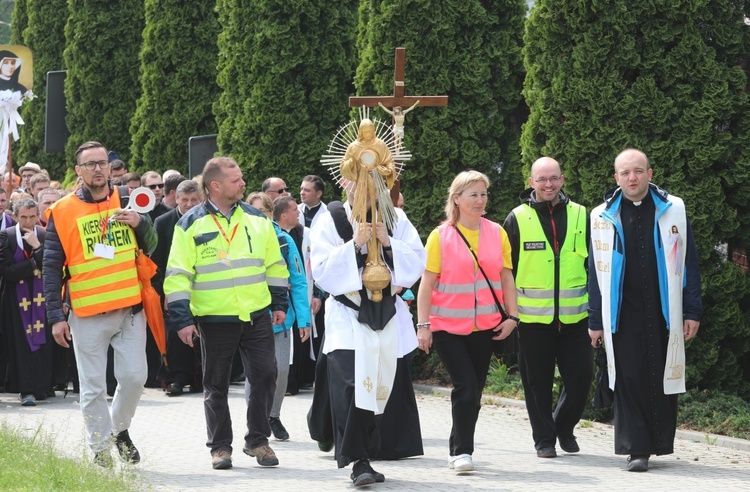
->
[[453, 225, 509, 322]]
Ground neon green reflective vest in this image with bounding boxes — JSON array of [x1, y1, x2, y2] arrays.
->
[[513, 202, 588, 324]]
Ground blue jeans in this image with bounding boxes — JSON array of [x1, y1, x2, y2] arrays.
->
[[199, 313, 277, 454]]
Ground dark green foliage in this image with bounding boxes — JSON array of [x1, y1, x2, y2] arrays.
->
[[129, 0, 220, 175], [678, 388, 750, 440], [522, 0, 750, 398], [355, 0, 527, 237], [9, 0, 27, 46], [63, 0, 144, 167], [214, 0, 358, 194], [410, 349, 451, 386], [13, 0, 68, 180]]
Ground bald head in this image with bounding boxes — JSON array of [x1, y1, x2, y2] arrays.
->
[[530, 157, 561, 176], [614, 148, 649, 172], [614, 148, 652, 202], [529, 157, 564, 205]]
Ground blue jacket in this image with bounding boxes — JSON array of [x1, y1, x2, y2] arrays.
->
[[273, 222, 310, 334], [588, 184, 702, 333]]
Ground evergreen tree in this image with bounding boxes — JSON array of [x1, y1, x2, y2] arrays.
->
[[63, 0, 144, 167], [129, 0, 220, 175], [9, 0, 27, 45], [522, 0, 750, 397], [13, 0, 68, 180], [214, 0, 358, 193], [354, 0, 527, 237]]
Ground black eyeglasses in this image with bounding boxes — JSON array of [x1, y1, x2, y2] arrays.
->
[[268, 188, 289, 194], [148, 183, 165, 190], [78, 160, 111, 171]]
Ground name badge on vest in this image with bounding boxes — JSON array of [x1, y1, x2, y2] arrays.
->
[[523, 241, 546, 251], [94, 243, 115, 260]]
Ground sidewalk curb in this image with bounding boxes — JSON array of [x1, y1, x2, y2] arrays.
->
[[413, 384, 750, 452]]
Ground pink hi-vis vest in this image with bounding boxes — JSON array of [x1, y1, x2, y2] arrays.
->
[[429, 219, 504, 335]]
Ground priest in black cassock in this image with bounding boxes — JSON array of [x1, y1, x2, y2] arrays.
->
[[0, 198, 53, 406], [588, 149, 702, 473]]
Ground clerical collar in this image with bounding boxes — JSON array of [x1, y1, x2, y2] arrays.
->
[[305, 203, 322, 215]]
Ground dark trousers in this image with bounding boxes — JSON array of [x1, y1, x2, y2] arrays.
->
[[327, 349, 381, 468], [199, 313, 277, 454], [160, 329, 202, 390], [518, 319, 594, 450], [432, 329, 494, 456]]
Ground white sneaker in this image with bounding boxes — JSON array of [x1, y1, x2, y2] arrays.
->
[[448, 454, 474, 472]]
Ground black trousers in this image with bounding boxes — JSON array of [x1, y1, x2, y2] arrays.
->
[[159, 328, 202, 389], [432, 329, 494, 456], [327, 349, 381, 468], [199, 313, 276, 454], [518, 319, 594, 450], [309, 350, 423, 461]]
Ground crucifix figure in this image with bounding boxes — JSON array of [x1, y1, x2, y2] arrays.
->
[[349, 47, 448, 153], [378, 101, 420, 151], [349, 47, 448, 204]]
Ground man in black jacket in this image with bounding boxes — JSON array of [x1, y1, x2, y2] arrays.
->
[[503, 157, 593, 459], [152, 179, 202, 396]]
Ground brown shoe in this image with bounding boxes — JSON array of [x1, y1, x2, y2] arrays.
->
[[211, 450, 232, 470], [243, 444, 279, 466]]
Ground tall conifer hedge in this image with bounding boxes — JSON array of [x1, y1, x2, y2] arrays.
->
[[129, 0, 220, 174], [354, 0, 527, 237], [522, 0, 750, 397], [214, 0, 358, 192], [13, 0, 67, 180], [63, 0, 144, 166]]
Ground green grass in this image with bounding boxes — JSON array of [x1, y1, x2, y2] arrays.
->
[[484, 357, 525, 399], [0, 421, 140, 491]]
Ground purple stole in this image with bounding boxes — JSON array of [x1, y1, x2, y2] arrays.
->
[[0, 213, 12, 232], [12, 225, 46, 351]]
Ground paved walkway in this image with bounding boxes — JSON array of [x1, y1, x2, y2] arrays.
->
[[1, 385, 749, 491]]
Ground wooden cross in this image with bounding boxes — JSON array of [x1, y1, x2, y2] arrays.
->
[[19, 297, 31, 311], [349, 47, 448, 110], [349, 48, 448, 205]]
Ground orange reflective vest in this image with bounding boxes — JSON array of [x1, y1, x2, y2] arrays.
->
[[429, 219, 504, 335], [49, 187, 141, 317]]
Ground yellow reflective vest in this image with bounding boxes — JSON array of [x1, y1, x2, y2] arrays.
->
[[164, 202, 289, 325], [513, 202, 588, 324]]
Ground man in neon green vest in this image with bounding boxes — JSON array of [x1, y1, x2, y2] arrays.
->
[[503, 157, 593, 459]]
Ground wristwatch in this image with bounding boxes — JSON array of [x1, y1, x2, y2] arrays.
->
[[508, 315, 520, 326]]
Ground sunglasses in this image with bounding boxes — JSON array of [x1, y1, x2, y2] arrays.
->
[[268, 188, 289, 194], [148, 183, 165, 190]]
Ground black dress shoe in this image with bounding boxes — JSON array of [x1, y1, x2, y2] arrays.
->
[[536, 446, 557, 458], [559, 435, 580, 453], [165, 383, 184, 396], [627, 455, 649, 472], [351, 459, 376, 487], [318, 440, 334, 452]]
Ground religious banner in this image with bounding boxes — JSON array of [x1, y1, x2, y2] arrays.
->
[[0, 45, 34, 176]]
